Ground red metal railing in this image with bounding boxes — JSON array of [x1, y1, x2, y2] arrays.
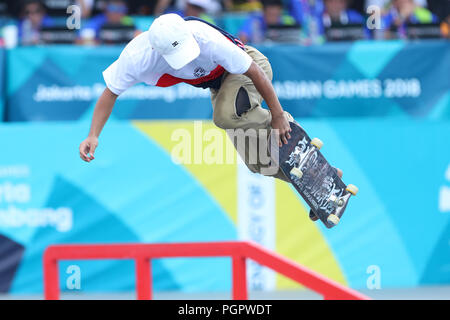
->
[[43, 241, 369, 300]]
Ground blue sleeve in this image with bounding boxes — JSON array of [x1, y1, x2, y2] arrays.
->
[[288, 0, 304, 25], [82, 14, 107, 36], [347, 10, 365, 24], [42, 16, 55, 28], [381, 13, 394, 30], [238, 16, 255, 39], [431, 14, 439, 23]]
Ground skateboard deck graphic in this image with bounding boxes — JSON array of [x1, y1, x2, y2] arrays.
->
[[273, 122, 358, 229]]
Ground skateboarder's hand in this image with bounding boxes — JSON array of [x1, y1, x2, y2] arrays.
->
[[271, 113, 292, 146], [79, 136, 98, 162]]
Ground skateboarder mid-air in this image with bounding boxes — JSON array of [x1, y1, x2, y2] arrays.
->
[[79, 13, 350, 225], [80, 13, 294, 179]]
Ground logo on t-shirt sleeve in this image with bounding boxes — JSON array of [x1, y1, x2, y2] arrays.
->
[[194, 67, 206, 78]]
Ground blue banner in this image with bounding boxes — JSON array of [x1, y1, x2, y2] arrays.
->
[[6, 46, 212, 121], [5, 40, 450, 121], [261, 40, 450, 118]]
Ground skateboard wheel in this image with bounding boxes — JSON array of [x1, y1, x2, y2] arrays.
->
[[327, 214, 340, 226], [290, 167, 303, 179], [346, 184, 359, 196], [311, 138, 323, 150]]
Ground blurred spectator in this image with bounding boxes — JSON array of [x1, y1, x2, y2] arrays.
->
[[238, 0, 296, 43], [184, 0, 216, 23], [38, 0, 71, 16], [366, 0, 389, 11], [348, 0, 364, 15], [0, 1, 13, 17], [156, 0, 222, 16], [427, 0, 450, 21], [19, 0, 54, 45], [289, 0, 364, 43], [78, 0, 136, 44], [288, 0, 324, 43], [322, 0, 365, 27], [76, 0, 95, 18], [126, 0, 178, 16], [35, 0, 94, 17], [166, 0, 218, 23], [441, 14, 450, 38], [381, 0, 439, 39], [366, 0, 428, 11], [223, 0, 263, 12]]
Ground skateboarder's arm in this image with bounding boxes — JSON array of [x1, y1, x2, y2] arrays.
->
[[245, 61, 291, 145], [79, 88, 118, 162]]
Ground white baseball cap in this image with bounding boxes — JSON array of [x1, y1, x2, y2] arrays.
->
[[148, 14, 200, 70]]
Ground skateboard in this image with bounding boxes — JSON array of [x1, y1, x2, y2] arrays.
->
[[272, 122, 358, 229]]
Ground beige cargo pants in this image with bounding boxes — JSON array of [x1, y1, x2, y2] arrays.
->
[[210, 45, 292, 182]]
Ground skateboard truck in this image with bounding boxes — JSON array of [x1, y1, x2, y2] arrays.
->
[[326, 184, 359, 226], [328, 194, 345, 207]]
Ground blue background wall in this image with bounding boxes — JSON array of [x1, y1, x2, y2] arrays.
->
[[0, 119, 449, 293], [0, 39, 449, 294]]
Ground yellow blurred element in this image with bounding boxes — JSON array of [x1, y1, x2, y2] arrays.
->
[[133, 121, 239, 224], [275, 179, 347, 289]]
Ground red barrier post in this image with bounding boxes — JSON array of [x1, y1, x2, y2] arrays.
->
[[232, 256, 247, 300], [43, 250, 59, 300], [135, 258, 152, 300]]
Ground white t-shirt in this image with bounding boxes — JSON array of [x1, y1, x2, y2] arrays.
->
[[103, 20, 253, 95]]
